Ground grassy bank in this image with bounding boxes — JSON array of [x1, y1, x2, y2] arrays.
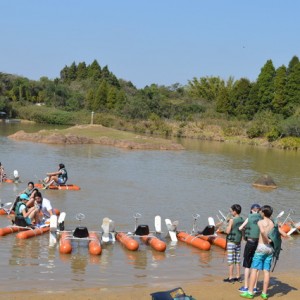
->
[[14, 104, 300, 151]]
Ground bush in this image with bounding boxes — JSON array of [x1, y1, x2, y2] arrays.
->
[[266, 128, 280, 142], [280, 116, 300, 137], [246, 124, 263, 139]]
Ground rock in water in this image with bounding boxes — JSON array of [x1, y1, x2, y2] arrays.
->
[[252, 174, 277, 189]]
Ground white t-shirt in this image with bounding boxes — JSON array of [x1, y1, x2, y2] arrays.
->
[[41, 198, 53, 217]]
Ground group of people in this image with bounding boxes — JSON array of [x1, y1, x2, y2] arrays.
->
[[222, 203, 286, 299], [9, 163, 68, 226], [1, 162, 68, 187], [13, 182, 54, 227]]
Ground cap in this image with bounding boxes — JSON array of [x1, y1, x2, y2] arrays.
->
[[251, 204, 260, 210], [20, 193, 30, 201]]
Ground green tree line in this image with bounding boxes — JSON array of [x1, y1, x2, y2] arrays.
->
[[1, 56, 300, 140]]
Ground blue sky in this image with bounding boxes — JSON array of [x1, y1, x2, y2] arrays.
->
[[1, 1, 299, 88]]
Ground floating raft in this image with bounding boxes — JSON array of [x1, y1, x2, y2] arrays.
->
[[0, 226, 28, 236], [2, 178, 15, 184], [35, 183, 81, 190]]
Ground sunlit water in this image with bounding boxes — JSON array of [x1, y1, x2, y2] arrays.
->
[[0, 122, 299, 292]]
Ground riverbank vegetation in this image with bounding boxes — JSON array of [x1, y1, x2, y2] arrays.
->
[[1, 56, 300, 150]]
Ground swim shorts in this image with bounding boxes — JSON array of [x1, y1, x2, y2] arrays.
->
[[243, 239, 258, 268], [227, 242, 241, 265], [251, 251, 273, 271]]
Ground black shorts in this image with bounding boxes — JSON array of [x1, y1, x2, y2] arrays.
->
[[243, 239, 258, 268]]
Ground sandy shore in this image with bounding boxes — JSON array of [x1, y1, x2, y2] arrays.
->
[[1, 272, 299, 300]]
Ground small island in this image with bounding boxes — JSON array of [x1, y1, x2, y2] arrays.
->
[[8, 124, 184, 151]]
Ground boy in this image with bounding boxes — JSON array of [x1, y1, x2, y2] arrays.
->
[[223, 204, 244, 283], [238, 204, 261, 293], [240, 205, 274, 299]]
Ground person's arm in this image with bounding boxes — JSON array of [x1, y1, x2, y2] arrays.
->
[[21, 205, 37, 218], [239, 218, 248, 231], [225, 218, 233, 234], [46, 170, 61, 176]]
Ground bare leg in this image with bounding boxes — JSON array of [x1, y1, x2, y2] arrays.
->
[[229, 264, 234, 278], [248, 268, 259, 294], [262, 270, 270, 294], [236, 263, 241, 278], [244, 267, 250, 287]]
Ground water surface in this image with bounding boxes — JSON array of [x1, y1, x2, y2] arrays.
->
[[0, 123, 299, 292]]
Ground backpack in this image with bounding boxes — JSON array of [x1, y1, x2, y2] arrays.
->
[[268, 220, 282, 272]]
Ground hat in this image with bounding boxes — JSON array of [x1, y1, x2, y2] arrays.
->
[[20, 193, 30, 201], [251, 204, 260, 210]]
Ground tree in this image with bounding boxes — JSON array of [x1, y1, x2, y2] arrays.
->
[[285, 61, 300, 108], [77, 62, 88, 80], [93, 80, 108, 111], [230, 78, 252, 119], [187, 76, 225, 102], [287, 55, 299, 74], [68, 62, 77, 81], [256, 60, 275, 111], [215, 77, 234, 115], [88, 60, 102, 81], [272, 65, 287, 115]]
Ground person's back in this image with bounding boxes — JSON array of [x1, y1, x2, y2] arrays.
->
[[240, 205, 274, 300], [258, 218, 274, 245], [238, 204, 261, 293]]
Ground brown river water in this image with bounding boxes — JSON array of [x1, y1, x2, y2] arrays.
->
[[0, 122, 299, 292]]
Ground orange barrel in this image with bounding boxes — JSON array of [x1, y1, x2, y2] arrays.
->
[[280, 223, 291, 234], [16, 226, 50, 239], [198, 235, 227, 249], [116, 232, 139, 251], [0, 209, 7, 215], [177, 231, 211, 251], [141, 236, 166, 252], [3, 179, 14, 183], [53, 208, 60, 216], [88, 232, 102, 255], [59, 232, 72, 254], [0, 226, 28, 236]]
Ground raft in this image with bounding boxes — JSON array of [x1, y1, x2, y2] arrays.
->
[[0, 208, 10, 215], [2, 178, 15, 184], [16, 226, 50, 239], [116, 232, 139, 251], [280, 222, 300, 235], [140, 235, 167, 252], [177, 231, 211, 251], [0, 225, 28, 236], [35, 183, 81, 190], [59, 231, 102, 255], [197, 235, 227, 249]]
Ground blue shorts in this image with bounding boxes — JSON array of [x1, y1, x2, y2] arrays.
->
[[25, 217, 32, 225], [58, 178, 66, 184], [251, 252, 273, 271]]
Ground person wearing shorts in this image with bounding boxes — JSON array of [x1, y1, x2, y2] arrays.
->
[[43, 163, 68, 188], [240, 205, 274, 300], [223, 204, 244, 283], [238, 204, 261, 293]]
